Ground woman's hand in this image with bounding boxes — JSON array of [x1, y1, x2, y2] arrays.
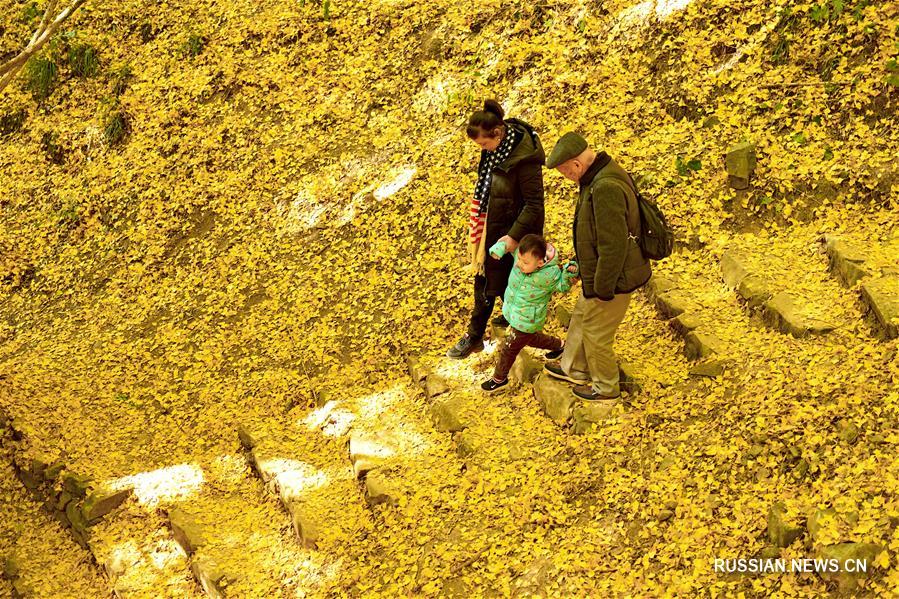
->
[[498, 235, 518, 253]]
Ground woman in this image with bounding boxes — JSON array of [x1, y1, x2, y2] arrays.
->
[[447, 100, 546, 359]]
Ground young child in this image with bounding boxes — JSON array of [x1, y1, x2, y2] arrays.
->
[[481, 234, 578, 393]]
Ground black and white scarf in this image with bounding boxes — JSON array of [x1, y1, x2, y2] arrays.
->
[[472, 125, 522, 216]]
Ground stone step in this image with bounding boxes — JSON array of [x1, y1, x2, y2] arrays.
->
[[1, 411, 196, 597], [645, 275, 702, 319], [0, 461, 109, 598], [688, 359, 727, 378], [362, 469, 402, 507], [348, 428, 404, 478], [824, 234, 899, 339], [405, 352, 478, 448], [534, 374, 577, 426], [428, 395, 469, 433], [509, 349, 544, 388], [241, 422, 371, 550], [409, 341, 642, 443], [340, 383, 470, 511], [824, 235, 872, 287], [861, 276, 899, 340], [683, 330, 726, 359], [532, 374, 621, 434], [721, 249, 837, 338], [159, 453, 327, 598], [644, 275, 729, 360], [762, 291, 838, 338], [406, 355, 450, 401], [6, 442, 132, 551], [408, 353, 478, 439], [79, 492, 198, 597], [166, 499, 254, 597]]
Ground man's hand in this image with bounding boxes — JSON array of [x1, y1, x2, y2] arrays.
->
[[498, 235, 518, 253]]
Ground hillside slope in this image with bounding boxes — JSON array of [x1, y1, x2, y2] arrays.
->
[[1, 0, 898, 596]]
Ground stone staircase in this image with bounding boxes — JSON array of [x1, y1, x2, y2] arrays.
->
[[717, 231, 898, 342], [721, 248, 839, 338], [1, 230, 896, 596], [824, 233, 899, 340], [240, 416, 372, 550], [641, 226, 899, 383], [161, 466, 314, 598], [0, 411, 197, 597], [2, 406, 322, 597], [643, 267, 739, 374], [89, 502, 198, 597], [0, 453, 108, 598]]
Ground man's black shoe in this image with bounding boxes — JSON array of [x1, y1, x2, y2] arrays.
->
[[543, 362, 590, 385], [446, 334, 484, 359], [545, 347, 563, 360], [491, 315, 510, 328], [572, 384, 621, 401]]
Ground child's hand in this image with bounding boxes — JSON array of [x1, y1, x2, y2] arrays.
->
[[564, 260, 579, 275], [488, 240, 507, 259]]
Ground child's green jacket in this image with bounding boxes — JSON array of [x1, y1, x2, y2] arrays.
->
[[502, 244, 577, 333]]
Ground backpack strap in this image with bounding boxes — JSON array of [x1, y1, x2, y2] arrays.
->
[[588, 173, 641, 241]]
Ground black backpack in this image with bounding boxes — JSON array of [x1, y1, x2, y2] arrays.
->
[[595, 171, 675, 261], [633, 188, 674, 260], [616, 174, 674, 261]]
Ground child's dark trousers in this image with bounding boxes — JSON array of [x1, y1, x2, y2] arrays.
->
[[493, 327, 562, 381]]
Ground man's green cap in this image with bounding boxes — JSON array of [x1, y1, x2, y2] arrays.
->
[[546, 132, 588, 168]]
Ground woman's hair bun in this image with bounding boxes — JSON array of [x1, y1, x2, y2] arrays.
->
[[466, 99, 506, 139], [483, 99, 505, 120]]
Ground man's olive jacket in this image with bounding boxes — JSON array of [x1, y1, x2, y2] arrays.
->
[[573, 153, 652, 300]]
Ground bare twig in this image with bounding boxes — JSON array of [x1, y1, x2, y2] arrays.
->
[[300, 360, 319, 405], [0, 0, 87, 95], [757, 81, 850, 88], [450, 546, 491, 576], [30, 0, 60, 46]]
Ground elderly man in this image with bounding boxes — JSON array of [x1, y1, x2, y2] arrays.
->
[[543, 132, 651, 400]]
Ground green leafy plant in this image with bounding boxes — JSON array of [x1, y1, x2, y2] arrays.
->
[[40, 131, 66, 164], [0, 110, 27, 137], [20, 2, 41, 24], [819, 55, 840, 81], [809, 5, 827, 22], [886, 59, 899, 88], [771, 34, 790, 65], [852, 0, 872, 21], [55, 199, 81, 227], [114, 392, 142, 409], [103, 110, 130, 145], [810, 0, 844, 23], [68, 44, 100, 77], [24, 56, 58, 101], [323, 0, 331, 20], [183, 34, 206, 57], [675, 156, 702, 176], [138, 22, 156, 43], [110, 63, 133, 96]]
